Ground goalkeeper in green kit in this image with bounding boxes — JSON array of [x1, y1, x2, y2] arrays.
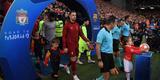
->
[[77, 19, 95, 64]]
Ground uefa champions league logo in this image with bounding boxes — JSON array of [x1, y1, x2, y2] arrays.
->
[[16, 9, 28, 26]]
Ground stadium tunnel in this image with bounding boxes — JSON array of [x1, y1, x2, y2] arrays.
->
[[0, 0, 100, 80]]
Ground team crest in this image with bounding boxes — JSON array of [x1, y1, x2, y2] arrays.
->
[[16, 9, 28, 26]]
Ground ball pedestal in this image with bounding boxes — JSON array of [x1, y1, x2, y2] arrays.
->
[[135, 52, 152, 80]]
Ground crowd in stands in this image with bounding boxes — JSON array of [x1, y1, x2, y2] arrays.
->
[[0, 0, 13, 30], [95, 0, 144, 21], [95, 0, 160, 51], [95, 0, 159, 25]]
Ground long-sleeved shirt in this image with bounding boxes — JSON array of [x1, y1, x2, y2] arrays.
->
[[62, 21, 89, 54], [79, 24, 88, 45], [124, 45, 141, 61]]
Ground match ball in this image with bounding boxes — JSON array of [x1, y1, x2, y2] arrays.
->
[[140, 43, 150, 52]]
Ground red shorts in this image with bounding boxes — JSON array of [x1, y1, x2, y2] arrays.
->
[[68, 47, 79, 57]]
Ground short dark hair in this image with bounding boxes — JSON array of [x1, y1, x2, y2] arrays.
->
[[104, 16, 116, 25], [69, 10, 76, 15], [52, 38, 60, 44], [117, 18, 124, 23], [48, 12, 56, 22], [83, 17, 89, 22], [124, 37, 132, 45]]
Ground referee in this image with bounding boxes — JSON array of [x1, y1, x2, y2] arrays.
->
[[96, 16, 118, 80], [112, 19, 123, 70]]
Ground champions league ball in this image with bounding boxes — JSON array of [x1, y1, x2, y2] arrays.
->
[[140, 43, 150, 52]]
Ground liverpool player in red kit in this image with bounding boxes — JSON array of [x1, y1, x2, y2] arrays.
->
[[62, 11, 91, 80]]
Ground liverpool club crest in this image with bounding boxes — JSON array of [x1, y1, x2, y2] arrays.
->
[[16, 9, 28, 26]]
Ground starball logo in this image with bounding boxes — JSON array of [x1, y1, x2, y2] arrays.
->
[[16, 9, 28, 26]]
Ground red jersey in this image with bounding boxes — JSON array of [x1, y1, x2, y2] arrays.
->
[[124, 45, 141, 61], [32, 20, 39, 36], [62, 21, 89, 56]]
